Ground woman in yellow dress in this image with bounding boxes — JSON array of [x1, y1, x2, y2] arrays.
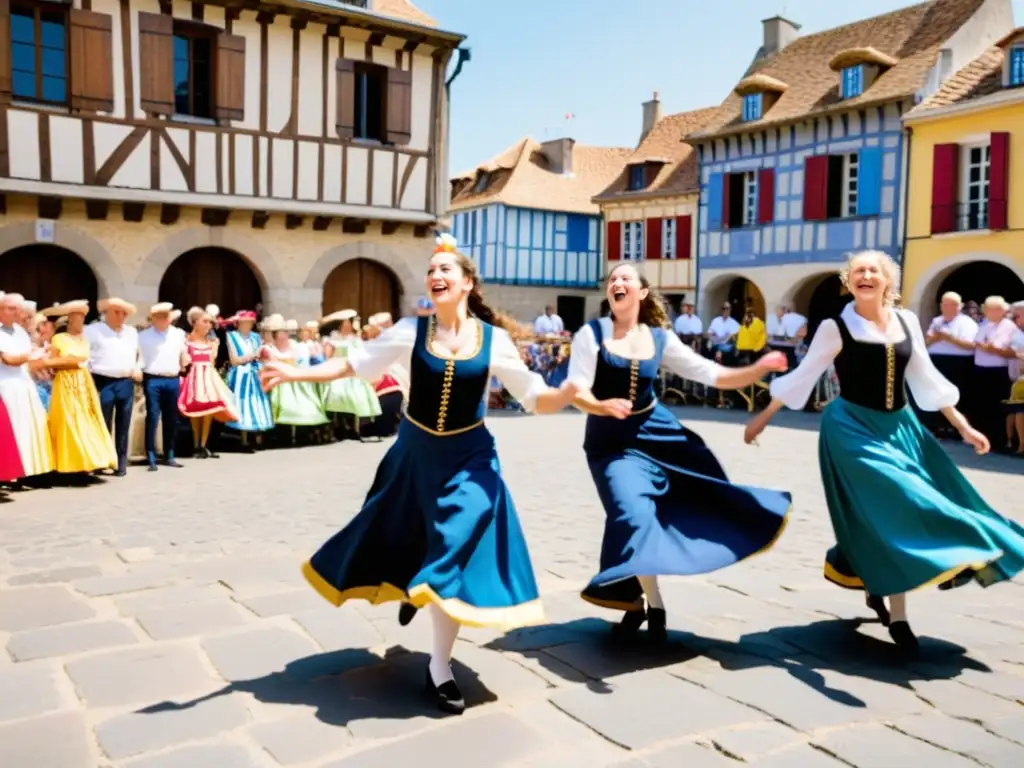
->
[[44, 300, 117, 473]]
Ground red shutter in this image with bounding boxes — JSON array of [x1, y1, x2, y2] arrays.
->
[[757, 168, 775, 224], [721, 173, 732, 229], [930, 143, 960, 234], [989, 132, 1009, 231], [676, 214, 692, 260], [803, 155, 829, 221], [645, 217, 662, 259], [607, 221, 622, 261]]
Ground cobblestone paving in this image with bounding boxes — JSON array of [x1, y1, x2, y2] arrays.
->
[[1, 408, 1023, 768]]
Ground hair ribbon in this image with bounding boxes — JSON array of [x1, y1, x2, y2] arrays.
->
[[434, 233, 458, 254]]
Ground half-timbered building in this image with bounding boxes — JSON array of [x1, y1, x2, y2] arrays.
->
[[0, 0, 462, 321], [687, 0, 1012, 331], [448, 136, 630, 330]]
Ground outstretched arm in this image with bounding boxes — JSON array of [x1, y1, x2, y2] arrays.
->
[[491, 330, 577, 414], [661, 332, 787, 390]]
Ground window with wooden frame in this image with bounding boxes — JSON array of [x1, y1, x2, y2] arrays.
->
[[1010, 47, 1024, 87], [9, 1, 67, 105], [622, 220, 644, 260], [336, 59, 412, 145], [137, 12, 245, 122]]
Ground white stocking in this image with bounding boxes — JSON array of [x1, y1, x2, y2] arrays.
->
[[637, 576, 664, 610], [428, 603, 459, 685], [889, 593, 908, 623]]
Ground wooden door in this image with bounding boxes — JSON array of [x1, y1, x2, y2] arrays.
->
[[321, 258, 400, 319], [159, 247, 262, 325], [0, 245, 99, 316]]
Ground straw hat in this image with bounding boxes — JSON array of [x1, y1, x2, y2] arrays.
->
[[304, 320, 320, 330], [262, 316, 285, 332], [49, 299, 90, 317], [321, 309, 358, 324], [205, 304, 220, 318], [169, 309, 182, 323], [149, 302, 175, 317], [97, 297, 136, 316], [233, 310, 257, 325], [285, 319, 299, 332], [368, 312, 394, 327]]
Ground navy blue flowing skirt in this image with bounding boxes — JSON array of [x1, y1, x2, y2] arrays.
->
[[581, 403, 792, 611], [303, 419, 544, 629]]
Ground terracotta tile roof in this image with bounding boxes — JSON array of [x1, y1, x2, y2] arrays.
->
[[910, 46, 1005, 110], [690, 0, 987, 141], [593, 106, 722, 202], [449, 138, 633, 215], [371, 0, 436, 27]]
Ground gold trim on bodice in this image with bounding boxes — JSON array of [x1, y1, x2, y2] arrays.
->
[[884, 342, 895, 411], [628, 359, 639, 406], [426, 315, 483, 434]]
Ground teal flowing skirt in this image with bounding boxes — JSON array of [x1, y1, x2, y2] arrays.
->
[[819, 398, 1024, 596]]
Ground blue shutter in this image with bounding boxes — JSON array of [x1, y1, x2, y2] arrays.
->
[[856, 147, 883, 216], [707, 173, 724, 230], [566, 215, 589, 252], [1012, 47, 1024, 86]]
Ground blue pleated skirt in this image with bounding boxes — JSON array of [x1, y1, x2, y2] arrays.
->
[[820, 398, 1024, 596], [581, 403, 792, 611], [226, 362, 274, 432], [303, 419, 544, 629]]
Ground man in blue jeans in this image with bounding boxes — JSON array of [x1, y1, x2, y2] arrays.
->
[[86, 298, 142, 476], [138, 303, 188, 471]]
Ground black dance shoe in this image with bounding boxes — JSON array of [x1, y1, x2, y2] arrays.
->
[[866, 594, 891, 626], [888, 621, 920, 653], [611, 608, 647, 638], [646, 608, 667, 644], [425, 666, 465, 715], [398, 602, 419, 626]]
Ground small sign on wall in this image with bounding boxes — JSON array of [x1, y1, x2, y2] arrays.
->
[[35, 219, 55, 244]]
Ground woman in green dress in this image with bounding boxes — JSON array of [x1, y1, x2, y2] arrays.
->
[[262, 319, 329, 440], [321, 310, 382, 440]]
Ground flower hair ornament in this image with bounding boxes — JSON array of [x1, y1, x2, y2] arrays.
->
[[434, 233, 458, 254]]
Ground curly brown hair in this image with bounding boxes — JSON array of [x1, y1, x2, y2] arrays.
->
[[449, 251, 526, 337], [607, 263, 669, 328]]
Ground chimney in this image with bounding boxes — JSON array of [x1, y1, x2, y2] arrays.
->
[[640, 91, 663, 143], [540, 138, 575, 175], [761, 15, 800, 57]]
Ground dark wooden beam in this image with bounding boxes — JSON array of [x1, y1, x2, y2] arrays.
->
[[160, 203, 180, 225], [85, 200, 109, 220], [342, 218, 368, 234], [158, 0, 171, 13], [201, 207, 230, 226], [285, 214, 304, 230], [367, 31, 385, 46], [122, 201, 145, 222], [290, 14, 308, 30], [38, 196, 62, 219], [312, 216, 332, 231], [381, 221, 401, 236], [326, 22, 340, 37], [255, 10, 275, 24], [251, 211, 270, 229], [403, 37, 424, 52], [0, 194, 6, 215], [413, 224, 431, 238]]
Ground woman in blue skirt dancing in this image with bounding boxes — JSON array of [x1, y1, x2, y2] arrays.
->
[[745, 250, 1024, 651], [261, 235, 580, 714], [567, 263, 793, 642]]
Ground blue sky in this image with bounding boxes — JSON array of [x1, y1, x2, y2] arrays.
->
[[415, 0, 1024, 174]]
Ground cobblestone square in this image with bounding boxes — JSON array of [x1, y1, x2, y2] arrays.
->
[[1, 408, 1022, 767]]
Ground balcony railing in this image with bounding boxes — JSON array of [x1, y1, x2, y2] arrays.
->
[[957, 202, 988, 232]]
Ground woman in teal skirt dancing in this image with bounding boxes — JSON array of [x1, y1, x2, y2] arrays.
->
[[746, 250, 1024, 651], [260, 234, 581, 714]]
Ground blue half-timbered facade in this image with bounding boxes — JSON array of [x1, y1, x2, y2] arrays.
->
[[450, 204, 602, 288], [686, 3, 1010, 324]]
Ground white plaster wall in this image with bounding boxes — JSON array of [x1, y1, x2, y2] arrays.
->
[[49, 117, 84, 185]]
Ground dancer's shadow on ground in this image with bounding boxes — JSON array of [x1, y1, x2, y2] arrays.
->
[[138, 646, 496, 727], [485, 616, 991, 708]]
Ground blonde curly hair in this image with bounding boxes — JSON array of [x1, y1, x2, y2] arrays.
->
[[838, 250, 901, 307]]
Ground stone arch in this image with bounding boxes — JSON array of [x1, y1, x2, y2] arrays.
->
[[781, 267, 844, 314], [907, 251, 1024, 321], [303, 242, 419, 314], [0, 220, 124, 297], [699, 271, 766, 321]]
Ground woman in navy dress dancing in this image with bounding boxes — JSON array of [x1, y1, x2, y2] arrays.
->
[[567, 263, 793, 641], [261, 235, 580, 714]]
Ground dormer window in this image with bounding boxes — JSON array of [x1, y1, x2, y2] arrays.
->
[[628, 164, 646, 191], [474, 171, 491, 193], [742, 93, 763, 122], [841, 65, 864, 99], [1011, 46, 1024, 86]]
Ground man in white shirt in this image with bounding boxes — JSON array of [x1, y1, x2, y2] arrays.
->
[[138, 303, 187, 471], [533, 306, 564, 336], [971, 296, 1016, 451], [86, 298, 142, 476], [923, 292, 978, 436], [780, 308, 807, 340], [707, 303, 740, 353], [673, 303, 703, 342]]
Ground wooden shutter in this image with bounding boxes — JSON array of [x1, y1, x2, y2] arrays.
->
[[214, 33, 246, 122], [138, 12, 174, 115], [69, 10, 114, 112], [0, 0, 11, 104], [707, 173, 724, 230], [989, 132, 1010, 230], [721, 173, 732, 229], [930, 143, 959, 234], [675, 214, 692, 260], [757, 168, 775, 224], [386, 66, 412, 145], [803, 155, 829, 221], [645, 217, 662, 259], [856, 147, 883, 216], [335, 59, 356, 139], [606, 221, 621, 261]]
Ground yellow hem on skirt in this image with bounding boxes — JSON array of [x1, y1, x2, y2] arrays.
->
[[580, 503, 793, 611], [823, 552, 1003, 594], [301, 560, 546, 631]]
